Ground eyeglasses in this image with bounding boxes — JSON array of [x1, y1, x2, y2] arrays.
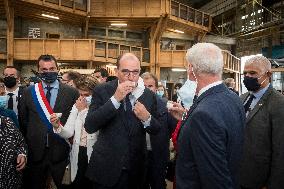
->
[[120, 69, 140, 77]]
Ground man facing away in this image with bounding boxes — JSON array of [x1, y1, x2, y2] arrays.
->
[[240, 56, 284, 189], [85, 53, 161, 189], [20, 54, 79, 189], [170, 43, 246, 189]]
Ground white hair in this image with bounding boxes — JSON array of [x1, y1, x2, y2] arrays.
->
[[186, 43, 223, 75], [245, 55, 271, 74]]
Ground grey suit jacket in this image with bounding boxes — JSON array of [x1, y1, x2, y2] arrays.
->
[[19, 82, 79, 163], [240, 85, 284, 189]]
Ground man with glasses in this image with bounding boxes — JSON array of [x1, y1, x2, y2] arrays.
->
[[19, 54, 79, 189], [85, 53, 161, 189]]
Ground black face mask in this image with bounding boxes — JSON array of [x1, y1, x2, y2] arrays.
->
[[38, 72, 58, 83], [4, 76, 17, 88], [243, 76, 261, 92]]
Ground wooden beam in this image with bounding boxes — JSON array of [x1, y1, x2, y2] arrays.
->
[[85, 16, 90, 38], [4, 0, 14, 66]]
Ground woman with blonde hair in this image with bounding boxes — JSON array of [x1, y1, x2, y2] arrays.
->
[[50, 75, 98, 189]]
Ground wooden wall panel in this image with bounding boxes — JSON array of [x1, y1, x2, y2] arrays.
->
[[75, 40, 91, 60], [90, 0, 105, 16], [60, 41, 74, 60], [133, 0, 146, 16], [172, 51, 186, 67], [119, 0, 132, 16], [105, 0, 118, 16], [159, 51, 171, 67], [45, 40, 59, 58], [147, 1, 161, 16], [14, 40, 28, 59], [30, 40, 43, 59]]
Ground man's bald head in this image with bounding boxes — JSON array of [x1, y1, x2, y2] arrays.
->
[[116, 53, 140, 69]]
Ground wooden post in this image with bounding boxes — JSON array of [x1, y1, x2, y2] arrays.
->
[[85, 16, 90, 38], [4, 0, 14, 66]]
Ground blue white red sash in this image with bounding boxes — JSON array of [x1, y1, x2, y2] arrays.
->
[[31, 82, 69, 145]]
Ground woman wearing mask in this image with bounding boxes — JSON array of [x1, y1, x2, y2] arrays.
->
[[50, 75, 98, 189], [157, 84, 168, 99], [0, 78, 19, 128]]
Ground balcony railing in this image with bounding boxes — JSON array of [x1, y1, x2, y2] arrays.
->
[[41, 0, 87, 11], [13, 38, 150, 64], [170, 0, 211, 28], [159, 50, 240, 73]]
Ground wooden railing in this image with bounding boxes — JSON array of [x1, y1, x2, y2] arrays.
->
[[159, 50, 240, 73], [13, 38, 150, 64], [41, 0, 88, 11], [170, 0, 211, 28]]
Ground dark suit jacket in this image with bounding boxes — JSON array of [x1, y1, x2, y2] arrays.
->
[[150, 97, 177, 168], [85, 79, 161, 187], [176, 83, 245, 189], [240, 85, 284, 189], [19, 82, 79, 163]]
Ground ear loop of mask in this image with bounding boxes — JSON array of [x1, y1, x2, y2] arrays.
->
[[258, 72, 268, 85]]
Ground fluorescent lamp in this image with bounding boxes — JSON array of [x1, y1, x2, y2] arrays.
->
[[41, 14, 59, 20], [106, 64, 117, 68], [172, 68, 186, 72], [111, 23, 127, 26], [173, 29, 184, 34]]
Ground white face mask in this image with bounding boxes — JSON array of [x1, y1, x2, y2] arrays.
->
[[177, 79, 197, 109], [85, 96, 92, 106]]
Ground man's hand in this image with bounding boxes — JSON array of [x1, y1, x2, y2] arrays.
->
[[168, 102, 186, 120], [16, 154, 26, 171], [75, 96, 88, 111], [133, 101, 150, 121], [50, 113, 60, 129], [113, 81, 135, 102]]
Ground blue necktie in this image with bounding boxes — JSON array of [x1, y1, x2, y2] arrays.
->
[[46, 86, 53, 104]]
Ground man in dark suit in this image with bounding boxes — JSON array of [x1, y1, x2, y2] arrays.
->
[[170, 43, 246, 189], [19, 54, 79, 189], [240, 56, 284, 189], [141, 72, 177, 189], [224, 77, 239, 95], [85, 53, 161, 189]]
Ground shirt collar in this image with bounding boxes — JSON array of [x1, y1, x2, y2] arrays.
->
[[42, 80, 59, 89], [5, 87, 19, 94], [198, 81, 223, 97], [251, 84, 270, 99]]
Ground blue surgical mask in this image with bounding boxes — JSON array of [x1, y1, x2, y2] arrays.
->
[[0, 95, 8, 108], [177, 79, 197, 109], [85, 96, 92, 106], [156, 91, 164, 97]]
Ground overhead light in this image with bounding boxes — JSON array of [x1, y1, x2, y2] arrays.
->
[[172, 68, 186, 72], [41, 13, 59, 20], [111, 23, 127, 27], [173, 29, 184, 34], [106, 64, 117, 68]]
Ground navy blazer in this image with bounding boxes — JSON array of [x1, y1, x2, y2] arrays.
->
[[85, 79, 161, 187], [176, 83, 245, 189]]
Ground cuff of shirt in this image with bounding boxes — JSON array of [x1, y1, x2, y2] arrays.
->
[[53, 125, 62, 134], [111, 96, 121, 109], [142, 115, 151, 128]]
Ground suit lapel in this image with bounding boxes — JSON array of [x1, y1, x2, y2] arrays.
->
[[246, 86, 273, 123], [53, 83, 65, 112]]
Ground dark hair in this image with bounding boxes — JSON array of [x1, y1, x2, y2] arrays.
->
[[37, 54, 58, 69], [174, 83, 182, 89], [0, 77, 3, 83], [75, 75, 98, 92], [94, 68, 109, 78], [3, 66, 20, 77], [64, 71, 81, 81], [106, 76, 117, 82], [141, 72, 158, 87]]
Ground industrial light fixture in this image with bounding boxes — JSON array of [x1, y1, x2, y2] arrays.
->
[[41, 13, 59, 20], [110, 23, 127, 27], [106, 64, 117, 68], [173, 29, 184, 34], [171, 68, 186, 72]]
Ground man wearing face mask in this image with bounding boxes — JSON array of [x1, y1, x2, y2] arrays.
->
[[3, 66, 24, 117], [85, 53, 161, 189], [19, 54, 79, 189], [169, 43, 245, 189], [240, 56, 284, 189]]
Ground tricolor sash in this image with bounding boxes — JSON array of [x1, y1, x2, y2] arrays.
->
[[31, 82, 69, 145]]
